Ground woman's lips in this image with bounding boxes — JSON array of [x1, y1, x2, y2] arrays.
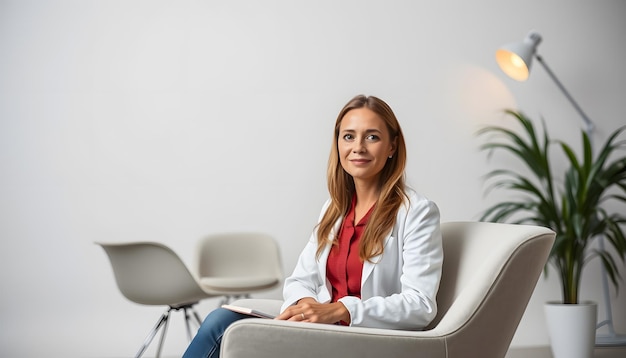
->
[[350, 158, 371, 164]]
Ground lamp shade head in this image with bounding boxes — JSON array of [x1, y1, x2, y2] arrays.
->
[[496, 31, 542, 81]]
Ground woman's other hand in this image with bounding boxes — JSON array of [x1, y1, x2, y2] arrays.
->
[[275, 297, 350, 324]]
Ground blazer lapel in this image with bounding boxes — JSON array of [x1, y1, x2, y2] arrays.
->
[[361, 233, 394, 288]]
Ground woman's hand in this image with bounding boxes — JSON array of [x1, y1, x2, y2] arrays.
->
[[275, 297, 350, 324]]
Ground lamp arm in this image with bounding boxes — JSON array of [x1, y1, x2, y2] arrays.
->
[[535, 54, 595, 136]]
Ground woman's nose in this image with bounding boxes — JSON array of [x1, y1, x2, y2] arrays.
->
[[352, 139, 366, 153]]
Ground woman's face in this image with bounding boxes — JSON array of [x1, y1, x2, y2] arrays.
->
[[337, 107, 396, 186]]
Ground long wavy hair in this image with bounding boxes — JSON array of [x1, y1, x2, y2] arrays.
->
[[315, 95, 408, 262]]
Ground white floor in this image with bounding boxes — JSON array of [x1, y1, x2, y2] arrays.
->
[[505, 346, 626, 358]]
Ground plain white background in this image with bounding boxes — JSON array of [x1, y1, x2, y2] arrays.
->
[[1, 0, 625, 357]]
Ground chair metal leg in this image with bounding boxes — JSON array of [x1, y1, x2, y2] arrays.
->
[[134, 308, 171, 358], [191, 307, 203, 326], [184, 307, 193, 342], [133, 303, 202, 357], [183, 306, 205, 341], [155, 311, 171, 358]]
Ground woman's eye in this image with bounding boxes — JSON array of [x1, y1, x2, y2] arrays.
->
[[343, 134, 354, 141], [366, 134, 379, 141]]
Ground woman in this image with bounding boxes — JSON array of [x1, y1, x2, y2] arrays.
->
[[183, 94, 443, 357]]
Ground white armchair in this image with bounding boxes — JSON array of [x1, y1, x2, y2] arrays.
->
[[219, 221, 555, 358]]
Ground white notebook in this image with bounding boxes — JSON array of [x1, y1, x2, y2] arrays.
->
[[221, 304, 276, 319]]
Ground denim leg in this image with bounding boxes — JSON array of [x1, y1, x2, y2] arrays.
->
[[182, 308, 249, 358]]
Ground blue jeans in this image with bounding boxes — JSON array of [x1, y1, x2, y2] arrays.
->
[[182, 308, 249, 358]]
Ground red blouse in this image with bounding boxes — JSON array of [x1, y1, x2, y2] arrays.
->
[[326, 196, 375, 303]]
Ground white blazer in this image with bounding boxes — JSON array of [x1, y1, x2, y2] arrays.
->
[[281, 187, 443, 330]]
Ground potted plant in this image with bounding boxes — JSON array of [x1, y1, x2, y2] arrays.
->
[[477, 109, 626, 358]]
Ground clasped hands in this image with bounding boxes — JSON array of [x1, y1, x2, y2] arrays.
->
[[274, 297, 350, 325]]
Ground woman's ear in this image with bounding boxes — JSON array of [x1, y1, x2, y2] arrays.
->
[[389, 136, 398, 157]]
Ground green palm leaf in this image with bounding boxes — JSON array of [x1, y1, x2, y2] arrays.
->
[[478, 111, 626, 303]]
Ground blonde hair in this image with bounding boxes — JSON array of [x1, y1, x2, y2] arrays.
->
[[316, 95, 407, 262]]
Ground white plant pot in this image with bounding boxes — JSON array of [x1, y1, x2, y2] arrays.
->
[[544, 301, 597, 358]]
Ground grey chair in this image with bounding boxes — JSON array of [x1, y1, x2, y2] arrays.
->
[[219, 221, 555, 358], [97, 241, 216, 358], [195, 232, 283, 305], [98, 232, 283, 357]]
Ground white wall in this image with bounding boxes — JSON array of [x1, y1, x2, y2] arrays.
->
[[1, 0, 625, 357]]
